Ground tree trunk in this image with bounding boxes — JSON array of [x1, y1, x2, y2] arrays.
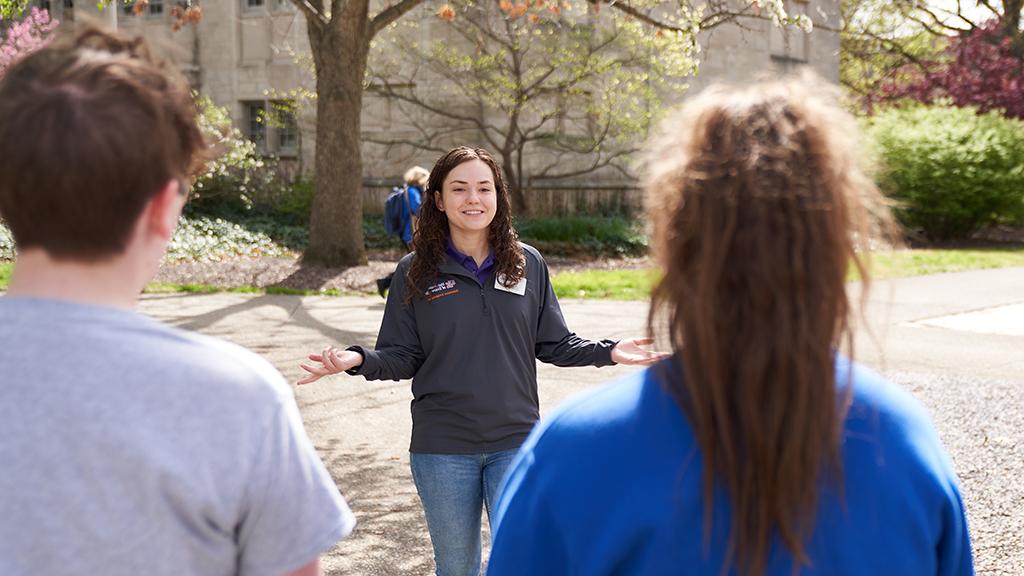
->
[[303, 17, 370, 267], [502, 148, 528, 215], [515, 145, 530, 215], [1000, 0, 1024, 57], [1002, 0, 1022, 41]]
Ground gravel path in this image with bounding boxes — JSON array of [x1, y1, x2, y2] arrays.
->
[[895, 371, 1024, 574]]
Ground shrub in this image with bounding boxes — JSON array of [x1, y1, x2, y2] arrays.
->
[[189, 96, 279, 215], [0, 221, 13, 260], [187, 98, 313, 226], [275, 177, 315, 225], [166, 216, 293, 262], [515, 216, 648, 257], [865, 105, 1024, 241]]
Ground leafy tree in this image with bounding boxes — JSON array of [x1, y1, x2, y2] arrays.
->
[[0, 0, 28, 20], [842, 0, 1024, 109], [839, 0, 943, 101], [284, 0, 800, 265], [367, 0, 698, 213], [880, 20, 1024, 118], [1, 0, 807, 266]]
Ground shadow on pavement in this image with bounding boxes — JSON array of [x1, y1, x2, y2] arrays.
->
[[322, 440, 434, 576], [156, 293, 377, 347]]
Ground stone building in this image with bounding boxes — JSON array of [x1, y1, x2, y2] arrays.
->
[[32, 0, 839, 190]]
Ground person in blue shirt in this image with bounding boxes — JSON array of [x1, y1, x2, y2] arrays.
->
[[376, 165, 428, 297], [487, 78, 974, 576]]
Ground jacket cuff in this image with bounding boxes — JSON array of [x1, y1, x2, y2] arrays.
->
[[345, 345, 372, 376], [597, 339, 618, 367]]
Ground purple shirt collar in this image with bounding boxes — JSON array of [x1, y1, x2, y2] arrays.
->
[[446, 240, 495, 286]]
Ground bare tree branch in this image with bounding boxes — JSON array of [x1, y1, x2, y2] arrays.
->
[[370, 0, 425, 37], [533, 147, 636, 180], [289, 0, 328, 25], [976, 0, 1001, 17], [600, 0, 686, 33]]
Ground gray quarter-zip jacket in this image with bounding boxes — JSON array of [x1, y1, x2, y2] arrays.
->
[[349, 243, 616, 454]]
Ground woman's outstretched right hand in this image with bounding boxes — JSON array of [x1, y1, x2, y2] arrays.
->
[[297, 346, 364, 385]]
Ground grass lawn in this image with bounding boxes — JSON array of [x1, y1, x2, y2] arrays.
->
[[865, 248, 1024, 280], [2, 247, 1023, 298], [553, 247, 1024, 300], [143, 282, 357, 297], [552, 268, 660, 300]]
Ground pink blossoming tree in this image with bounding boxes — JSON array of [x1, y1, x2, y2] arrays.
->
[[880, 20, 1024, 119], [0, 7, 58, 77]]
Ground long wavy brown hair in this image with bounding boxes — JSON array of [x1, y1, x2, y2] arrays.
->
[[645, 77, 892, 576], [405, 147, 524, 302]]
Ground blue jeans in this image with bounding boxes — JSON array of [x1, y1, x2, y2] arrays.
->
[[410, 450, 518, 576]]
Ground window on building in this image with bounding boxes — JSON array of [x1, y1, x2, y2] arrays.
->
[[243, 100, 299, 155], [273, 0, 294, 10], [273, 102, 298, 153], [36, 0, 52, 12], [243, 101, 267, 151], [244, 0, 265, 11], [147, 0, 163, 15], [63, 0, 74, 21], [768, 0, 809, 70]]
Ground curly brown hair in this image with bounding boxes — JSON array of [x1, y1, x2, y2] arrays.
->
[[405, 147, 525, 302], [645, 76, 895, 576]]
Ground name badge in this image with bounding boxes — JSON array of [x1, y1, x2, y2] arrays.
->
[[495, 274, 527, 296]]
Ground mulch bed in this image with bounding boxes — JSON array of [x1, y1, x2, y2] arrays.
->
[[154, 250, 653, 294]]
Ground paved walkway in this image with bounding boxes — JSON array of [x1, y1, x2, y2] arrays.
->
[[137, 266, 1024, 575]]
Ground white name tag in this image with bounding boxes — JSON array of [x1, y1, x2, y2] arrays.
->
[[495, 274, 527, 296]]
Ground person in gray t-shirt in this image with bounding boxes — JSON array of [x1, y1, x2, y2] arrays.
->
[[0, 25, 353, 576]]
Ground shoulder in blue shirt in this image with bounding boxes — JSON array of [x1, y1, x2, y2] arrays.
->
[[488, 358, 973, 576]]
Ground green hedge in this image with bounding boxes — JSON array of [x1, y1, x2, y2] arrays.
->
[[515, 216, 648, 257], [865, 105, 1024, 241]]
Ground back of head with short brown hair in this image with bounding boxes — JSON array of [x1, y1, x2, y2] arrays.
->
[[0, 25, 206, 261]]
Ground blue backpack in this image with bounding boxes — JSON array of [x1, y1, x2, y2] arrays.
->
[[383, 185, 410, 237]]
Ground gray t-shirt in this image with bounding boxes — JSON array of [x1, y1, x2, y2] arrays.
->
[[0, 297, 355, 576]]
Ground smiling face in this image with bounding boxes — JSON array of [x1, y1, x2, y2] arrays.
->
[[435, 159, 498, 236]]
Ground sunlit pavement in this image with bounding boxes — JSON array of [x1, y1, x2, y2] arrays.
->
[[138, 265, 1024, 575]]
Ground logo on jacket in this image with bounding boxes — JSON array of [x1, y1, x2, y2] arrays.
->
[[425, 279, 459, 302]]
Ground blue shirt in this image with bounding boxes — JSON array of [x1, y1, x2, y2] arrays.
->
[[401, 185, 423, 245], [489, 358, 973, 576], [445, 240, 495, 286]]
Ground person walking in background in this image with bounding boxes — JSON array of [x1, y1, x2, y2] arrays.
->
[[377, 165, 429, 297], [486, 77, 974, 576], [299, 146, 666, 576], [0, 26, 354, 576]]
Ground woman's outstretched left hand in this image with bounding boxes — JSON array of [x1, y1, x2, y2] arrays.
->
[[610, 338, 670, 366]]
